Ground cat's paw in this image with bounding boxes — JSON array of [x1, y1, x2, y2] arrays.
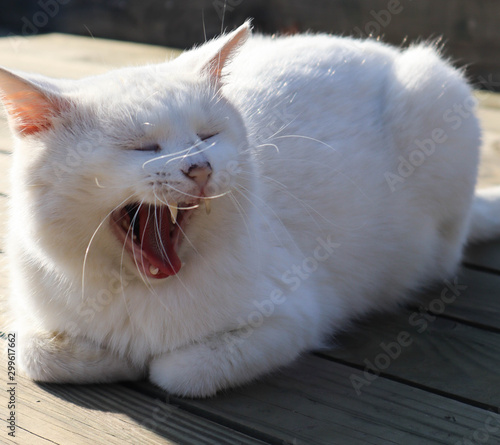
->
[[19, 331, 145, 383], [149, 339, 248, 398], [149, 324, 302, 397]]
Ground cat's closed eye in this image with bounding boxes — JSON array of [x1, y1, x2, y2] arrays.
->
[[198, 133, 218, 142], [134, 143, 161, 152]]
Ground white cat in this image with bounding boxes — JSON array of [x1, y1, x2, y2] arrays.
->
[[2, 22, 500, 397]]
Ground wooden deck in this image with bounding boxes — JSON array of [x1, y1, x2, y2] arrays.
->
[[1, 34, 500, 445]]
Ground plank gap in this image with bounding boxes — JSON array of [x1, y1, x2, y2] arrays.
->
[[124, 382, 285, 445], [0, 421, 58, 444], [423, 311, 500, 334], [402, 299, 500, 335], [313, 352, 500, 413], [127, 357, 500, 445], [462, 261, 500, 276]]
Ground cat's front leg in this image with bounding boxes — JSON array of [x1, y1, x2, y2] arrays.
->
[[18, 330, 145, 384], [149, 316, 321, 398]]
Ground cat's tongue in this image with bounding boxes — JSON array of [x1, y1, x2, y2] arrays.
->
[[138, 205, 182, 278]]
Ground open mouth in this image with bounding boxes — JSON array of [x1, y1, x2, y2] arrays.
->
[[110, 202, 203, 279]]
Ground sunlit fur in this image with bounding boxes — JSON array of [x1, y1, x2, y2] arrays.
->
[[4, 23, 500, 397]]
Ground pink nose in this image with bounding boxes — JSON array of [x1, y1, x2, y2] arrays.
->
[[183, 162, 212, 188]]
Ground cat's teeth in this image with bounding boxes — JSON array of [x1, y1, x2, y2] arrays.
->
[[149, 265, 159, 275], [121, 220, 129, 231], [168, 203, 178, 225], [204, 199, 211, 215]]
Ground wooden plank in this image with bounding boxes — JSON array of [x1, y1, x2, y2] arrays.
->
[[0, 33, 179, 79], [476, 107, 500, 134], [475, 90, 500, 111], [464, 241, 500, 273], [435, 267, 500, 329], [391, 266, 500, 332], [477, 129, 500, 188], [0, 339, 268, 445], [321, 307, 500, 409], [475, 100, 500, 188], [131, 356, 500, 445], [392, 266, 500, 332]]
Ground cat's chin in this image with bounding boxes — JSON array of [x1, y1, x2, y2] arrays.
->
[[110, 202, 197, 279]]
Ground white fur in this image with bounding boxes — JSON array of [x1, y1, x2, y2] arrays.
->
[[3, 23, 499, 397]]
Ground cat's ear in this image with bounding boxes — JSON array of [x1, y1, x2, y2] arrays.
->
[[0, 67, 66, 136], [203, 21, 251, 85]]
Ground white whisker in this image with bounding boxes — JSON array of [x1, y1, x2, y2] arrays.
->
[[228, 192, 256, 248], [233, 184, 302, 256], [81, 194, 135, 301], [142, 139, 216, 170], [272, 134, 338, 152]]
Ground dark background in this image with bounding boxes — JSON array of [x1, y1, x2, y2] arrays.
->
[[1, 0, 499, 90]]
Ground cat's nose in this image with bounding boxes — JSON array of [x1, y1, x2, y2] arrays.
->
[[182, 161, 212, 189]]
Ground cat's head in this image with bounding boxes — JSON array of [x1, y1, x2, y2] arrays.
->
[[1, 23, 253, 281]]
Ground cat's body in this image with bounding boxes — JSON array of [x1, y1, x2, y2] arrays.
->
[[3, 23, 500, 397]]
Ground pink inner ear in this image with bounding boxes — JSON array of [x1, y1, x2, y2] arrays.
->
[[4, 90, 56, 135], [205, 24, 250, 83], [0, 70, 61, 136]]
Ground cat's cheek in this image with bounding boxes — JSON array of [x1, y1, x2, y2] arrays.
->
[[204, 145, 247, 195]]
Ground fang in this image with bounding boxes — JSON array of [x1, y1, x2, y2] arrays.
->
[[149, 266, 159, 275], [168, 203, 178, 225]]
